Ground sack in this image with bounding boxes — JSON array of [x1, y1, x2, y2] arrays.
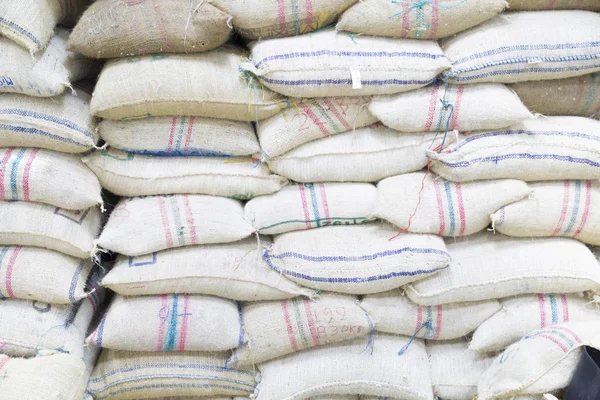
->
[[98, 117, 259, 157], [212, 0, 356, 39], [87, 349, 257, 399], [443, 11, 600, 84], [471, 294, 600, 353], [268, 125, 451, 183], [264, 223, 450, 294], [511, 73, 600, 119], [245, 182, 377, 235], [0, 201, 102, 258], [336, 0, 506, 39], [492, 180, 600, 246], [507, 0, 600, 10], [376, 173, 529, 237], [360, 291, 500, 340], [231, 293, 371, 366], [256, 334, 433, 400], [407, 233, 600, 305], [97, 195, 255, 256], [258, 96, 376, 159], [429, 117, 600, 182], [241, 29, 450, 98], [90, 47, 287, 121], [369, 83, 532, 132]]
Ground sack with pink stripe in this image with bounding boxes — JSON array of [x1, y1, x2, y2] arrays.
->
[[360, 291, 500, 341], [375, 172, 530, 237], [471, 293, 600, 353], [96, 195, 255, 257], [230, 293, 371, 366], [492, 180, 600, 246], [507, 0, 600, 10], [245, 183, 377, 235], [369, 83, 532, 133]]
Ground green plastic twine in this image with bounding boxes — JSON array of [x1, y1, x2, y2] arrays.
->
[[389, 0, 469, 19], [428, 79, 455, 153], [239, 57, 261, 129]]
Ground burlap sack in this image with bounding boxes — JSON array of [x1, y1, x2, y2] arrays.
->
[[90, 46, 287, 121], [241, 29, 450, 97], [429, 117, 600, 182], [268, 125, 452, 183], [256, 334, 433, 400], [102, 237, 314, 301], [245, 183, 377, 235], [471, 293, 600, 353], [265, 223, 451, 294], [231, 293, 371, 366], [369, 83, 532, 132], [258, 96, 376, 159], [96, 195, 255, 256], [68, 0, 232, 58], [507, 0, 600, 10], [99, 117, 259, 157], [0, 201, 102, 258], [360, 291, 500, 340], [407, 233, 600, 305], [82, 149, 287, 199], [376, 173, 529, 237], [492, 180, 600, 246], [87, 349, 257, 399], [443, 11, 600, 84], [336, 0, 506, 39]]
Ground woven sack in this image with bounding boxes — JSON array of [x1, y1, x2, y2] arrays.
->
[[492, 180, 600, 246], [406, 233, 600, 305], [98, 117, 259, 157], [241, 29, 450, 98], [245, 182, 377, 235], [0, 201, 102, 258], [264, 223, 450, 294], [376, 173, 529, 237], [360, 291, 500, 340], [336, 0, 506, 39], [87, 349, 257, 399], [369, 83, 532, 132], [97, 195, 255, 257], [90, 46, 287, 121], [507, 0, 600, 10], [268, 125, 451, 183], [258, 96, 376, 159], [231, 293, 371, 366], [429, 116, 600, 182], [443, 11, 600, 84]]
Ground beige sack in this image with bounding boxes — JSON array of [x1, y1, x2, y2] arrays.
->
[[507, 0, 600, 10]]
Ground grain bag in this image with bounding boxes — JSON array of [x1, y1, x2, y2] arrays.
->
[[492, 180, 600, 246], [256, 334, 433, 400], [264, 223, 450, 294], [471, 294, 600, 353], [428, 116, 600, 182], [241, 29, 450, 97], [98, 117, 259, 157], [268, 125, 451, 183], [507, 0, 600, 10], [407, 233, 600, 305], [360, 291, 500, 340], [87, 350, 257, 399], [369, 83, 532, 132], [245, 183, 377, 235], [258, 96, 376, 159], [96, 195, 254, 256], [0, 201, 102, 258], [231, 293, 371, 366], [443, 11, 600, 84], [336, 0, 506, 39], [90, 47, 287, 121], [376, 173, 529, 237]]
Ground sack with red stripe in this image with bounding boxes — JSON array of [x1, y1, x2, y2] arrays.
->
[[360, 291, 500, 341], [376, 172, 530, 237], [230, 293, 370, 366], [471, 293, 600, 353], [506, 0, 600, 10], [492, 180, 600, 246]]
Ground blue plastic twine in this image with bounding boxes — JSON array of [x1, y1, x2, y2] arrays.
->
[[362, 312, 376, 355], [427, 79, 455, 153], [389, 0, 469, 19], [398, 320, 433, 356]]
